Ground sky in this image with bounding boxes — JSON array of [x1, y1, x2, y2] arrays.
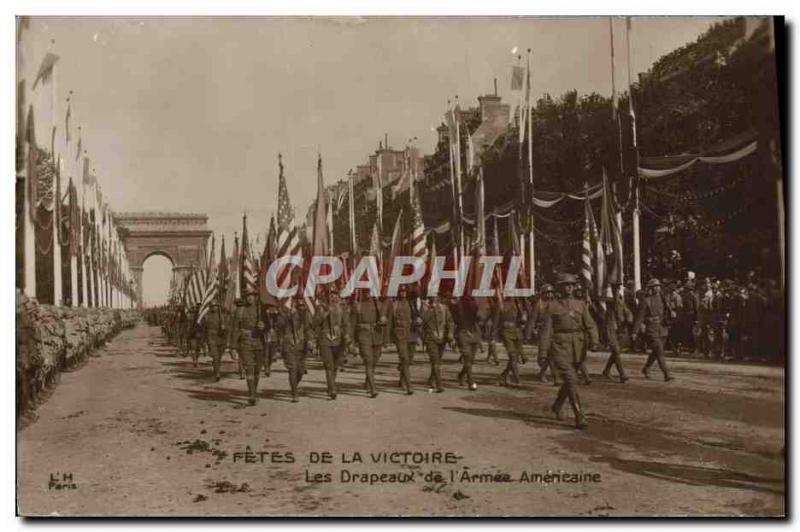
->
[[18, 16, 727, 305]]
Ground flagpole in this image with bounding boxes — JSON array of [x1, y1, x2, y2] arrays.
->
[[454, 97, 465, 260], [526, 48, 535, 291], [626, 16, 642, 291], [348, 170, 356, 253], [51, 46, 63, 306], [447, 100, 458, 261], [610, 18, 625, 287]]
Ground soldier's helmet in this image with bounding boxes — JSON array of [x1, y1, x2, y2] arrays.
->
[[647, 278, 661, 289], [555, 273, 578, 285], [540, 284, 554, 294]]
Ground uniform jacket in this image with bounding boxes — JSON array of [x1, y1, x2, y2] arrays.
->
[[421, 302, 454, 344], [389, 299, 419, 343], [313, 301, 350, 347], [633, 294, 669, 338], [277, 306, 312, 352], [227, 303, 263, 348], [492, 299, 525, 342], [353, 299, 387, 346], [538, 297, 599, 360]]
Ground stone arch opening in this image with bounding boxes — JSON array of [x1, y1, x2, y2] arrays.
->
[[141, 253, 175, 307]]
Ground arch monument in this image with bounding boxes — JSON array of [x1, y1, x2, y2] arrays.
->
[[113, 212, 211, 308]]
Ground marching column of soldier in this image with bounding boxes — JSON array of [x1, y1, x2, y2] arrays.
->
[[147, 267, 780, 431]]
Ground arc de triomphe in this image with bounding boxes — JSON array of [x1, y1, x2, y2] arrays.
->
[[113, 212, 211, 308]]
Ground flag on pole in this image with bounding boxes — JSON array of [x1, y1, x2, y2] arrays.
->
[[475, 168, 486, 251], [388, 209, 404, 272], [348, 170, 357, 254], [217, 235, 228, 302], [411, 190, 428, 261], [599, 170, 624, 289], [32, 52, 59, 90], [312, 153, 329, 257], [240, 214, 258, 296], [225, 233, 240, 309], [275, 153, 301, 306], [375, 153, 384, 234], [581, 188, 597, 297], [196, 237, 219, 324], [259, 216, 279, 306]]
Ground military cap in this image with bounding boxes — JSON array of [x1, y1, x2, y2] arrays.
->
[[555, 273, 578, 285], [646, 278, 661, 288]]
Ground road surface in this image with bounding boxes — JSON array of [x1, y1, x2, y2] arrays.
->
[[18, 324, 785, 516]]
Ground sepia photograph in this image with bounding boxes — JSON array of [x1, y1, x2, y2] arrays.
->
[[13, 13, 786, 517]]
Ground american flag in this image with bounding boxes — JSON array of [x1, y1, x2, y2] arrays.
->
[[196, 234, 219, 324], [581, 190, 597, 298], [275, 153, 301, 306], [411, 190, 427, 261]]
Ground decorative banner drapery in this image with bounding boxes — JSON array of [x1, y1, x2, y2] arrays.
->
[[638, 140, 757, 179], [532, 183, 604, 208]]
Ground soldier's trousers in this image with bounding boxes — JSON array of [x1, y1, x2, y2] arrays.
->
[[551, 349, 583, 418], [501, 336, 523, 384], [358, 342, 382, 395], [602, 330, 627, 380], [643, 334, 671, 379], [282, 347, 307, 397], [456, 339, 479, 386], [319, 343, 346, 395], [207, 337, 225, 377], [395, 341, 416, 390], [238, 339, 265, 400], [425, 341, 446, 391], [486, 340, 499, 363], [265, 342, 280, 376]]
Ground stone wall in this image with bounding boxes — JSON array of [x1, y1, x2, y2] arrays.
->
[[16, 290, 141, 428]]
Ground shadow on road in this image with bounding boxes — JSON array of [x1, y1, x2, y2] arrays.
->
[[442, 406, 571, 431], [589, 455, 784, 495]]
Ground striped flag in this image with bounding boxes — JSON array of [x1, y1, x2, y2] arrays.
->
[[275, 153, 301, 307], [581, 190, 596, 297], [411, 190, 427, 261], [196, 235, 218, 323]]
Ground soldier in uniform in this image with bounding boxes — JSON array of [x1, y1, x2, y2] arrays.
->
[[189, 304, 204, 368], [389, 286, 420, 395], [572, 285, 594, 385], [353, 292, 387, 398], [276, 297, 312, 403], [600, 282, 632, 383], [226, 289, 266, 405], [421, 294, 454, 393], [177, 305, 189, 355], [231, 298, 245, 379], [538, 273, 599, 429], [528, 284, 560, 385], [484, 298, 500, 365], [313, 289, 351, 399], [495, 297, 525, 386], [201, 301, 227, 381], [450, 296, 487, 391], [632, 278, 674, 381], [263, 305, 281, 377]]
